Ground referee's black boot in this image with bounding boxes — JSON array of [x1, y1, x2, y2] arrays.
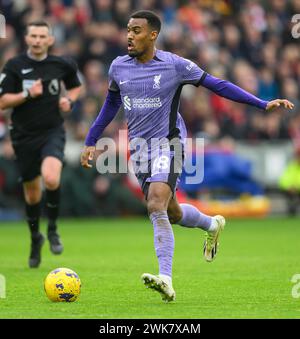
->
[[48, 230, 64, 255], [29, 233, 45, 268]]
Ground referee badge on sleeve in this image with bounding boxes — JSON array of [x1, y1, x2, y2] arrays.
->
[[22, 79, 35, 91], [49, 79, 59, 95]]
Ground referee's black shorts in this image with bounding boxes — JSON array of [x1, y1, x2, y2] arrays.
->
[[10, 125, 66, 182]]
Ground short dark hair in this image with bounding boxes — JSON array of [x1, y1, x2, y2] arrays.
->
[[26, 20, 52, 35], [130, 10, 161, 33]]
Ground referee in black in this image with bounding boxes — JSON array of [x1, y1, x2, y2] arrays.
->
[[0, 21, 82, 268]]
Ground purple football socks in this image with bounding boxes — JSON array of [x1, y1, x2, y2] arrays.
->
[[178, 203, 212, 231], [150, 211, 174, 278]]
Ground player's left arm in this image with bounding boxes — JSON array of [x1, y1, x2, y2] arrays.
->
[[265, 99, 294, 111], [201, 73, 294, 111]]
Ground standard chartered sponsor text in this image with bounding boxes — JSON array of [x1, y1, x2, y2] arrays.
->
[[132, 97, 162, 109]]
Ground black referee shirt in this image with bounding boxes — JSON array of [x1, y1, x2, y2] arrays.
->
[[0, 53, 81, 134]]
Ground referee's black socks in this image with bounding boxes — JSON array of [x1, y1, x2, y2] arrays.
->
[[46, 187, 60, 233], [25, 202, 41, 239]]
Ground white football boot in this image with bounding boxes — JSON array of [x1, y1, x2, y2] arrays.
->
[[203, 215, 226, 262], [141, 273, 175, 302]]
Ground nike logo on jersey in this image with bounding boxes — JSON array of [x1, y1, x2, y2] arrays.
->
[[119, 80, 130, 85], [21, 68, 33, 74]]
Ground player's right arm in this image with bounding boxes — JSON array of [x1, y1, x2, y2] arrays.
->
[[80, 90, 122, 168], [81, 60, 122, 169], [81, 145, 96, 169]]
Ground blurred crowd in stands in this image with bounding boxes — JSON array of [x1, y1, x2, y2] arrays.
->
[[0, 0, 300, 217]]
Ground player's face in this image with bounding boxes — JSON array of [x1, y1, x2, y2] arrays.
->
[[25, 26, 54, 57], [127, 18, 157, 58]]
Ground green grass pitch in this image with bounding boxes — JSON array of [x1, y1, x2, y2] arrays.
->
[[0, 217, 299, 319]]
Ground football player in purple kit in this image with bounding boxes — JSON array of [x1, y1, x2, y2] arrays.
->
[[81, 11, 294, 302]]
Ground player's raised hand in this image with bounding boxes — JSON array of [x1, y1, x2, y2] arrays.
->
[[81, 145, 96, 169], [29, 79, 43, 98], [266, 99, 294, 111], [59, 97, 73, 113]]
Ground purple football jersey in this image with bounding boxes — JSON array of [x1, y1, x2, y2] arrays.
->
[[108, 49, 205, 147]]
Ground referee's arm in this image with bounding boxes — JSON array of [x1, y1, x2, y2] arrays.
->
[[59, 85, 82, 113], [0, 79, 43, 110], [0, 92, 27, 110], [66, 86, 82, 102]]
